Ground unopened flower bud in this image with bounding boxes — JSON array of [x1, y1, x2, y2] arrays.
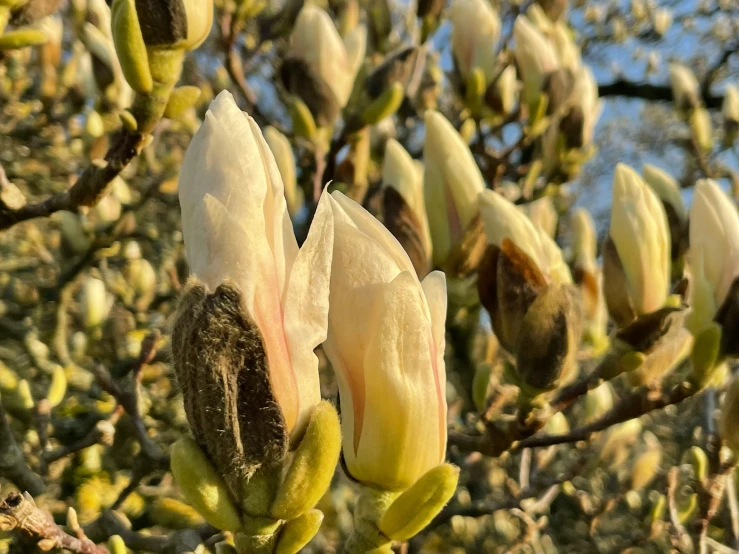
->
[[669, 63, 700, 113], [170, 437, 242, 531], [604, 164, 670, 327], [513, 15, 559, 110], [382, 139, 432, 277], [652, 8, 672, 36], [450, 0, 500, 85], [423, 110, 485, 267], [641, 164, 687, 265], [264, 126, 302, 218], [378, 464, 459, 540], [690, 107, 714, 153], [686, 179, 739, 345]]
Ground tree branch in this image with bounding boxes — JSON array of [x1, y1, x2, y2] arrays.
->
[[0, 492, 108, 554], [0, 397, 44, 496], [598, 79, 723, 109]]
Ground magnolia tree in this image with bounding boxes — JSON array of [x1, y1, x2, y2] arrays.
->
[[0, 0, 738, 552]]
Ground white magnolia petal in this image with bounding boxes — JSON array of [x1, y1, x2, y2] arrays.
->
[[353, 271, 443, 490], [330, 191, 416, 276]]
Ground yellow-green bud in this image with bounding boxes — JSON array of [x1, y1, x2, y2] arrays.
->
[[111, 0, 153, 93], [164, 85, 202, 119], [170, 437, 242, 532], [0, 29, 47, 50], [149, 498, 205, 529], [288, 96, 317, 140], [689, 446, 708, 483], [362, 82, 404, 126], [690, 322, 722, 387], [271, 401, 341, 520], [690, 107, 713, 153], [119, 110, 138, 132], [108, 535, 127, 554], [464, 67, 486, 114], [275, 509, 324, 554], [631, 447, 662, 490], [46, 365, 67, 409], [379, 464, 459, 541], [650, 494, 666, 524], [472, 362, 493, 413]]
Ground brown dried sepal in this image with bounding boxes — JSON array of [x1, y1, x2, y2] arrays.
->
[[281, 57, 341, 127], [537, 0, 568, 21], [516, 284, 581, 393], [171, 278, 288, 498], [134, 0, 188, 46], [478, 238, 547, 353], [602, 236, 638, 328], [382, 186, 431, 279], [615, 305, 684, 353], [715, 276, 739, 357], [446, 213, 487, 278]]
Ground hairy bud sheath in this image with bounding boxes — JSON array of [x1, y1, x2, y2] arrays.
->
[[175, 92, 335, 521]]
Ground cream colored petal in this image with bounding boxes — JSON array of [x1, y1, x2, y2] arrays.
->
[[282, 193, 334, 438], [691, 179, 739, 306], [642, 164, 686, 222], [330, 191, 415, 277], [421, 270, 448, 408], [352, 271, 443, 490], [423, 110, 485, 230]]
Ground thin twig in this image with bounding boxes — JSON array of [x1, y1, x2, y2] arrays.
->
[[0, 397, 44, 495], [0, 492, 108, 554]]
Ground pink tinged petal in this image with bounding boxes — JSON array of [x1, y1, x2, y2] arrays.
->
[[325, 219, 403, 449], [246, 117, 299, 300], [421, 270, 449, 460], [354, 271, 442, 490], [282, 193, 334, 439], [194, 196, 299, 433]]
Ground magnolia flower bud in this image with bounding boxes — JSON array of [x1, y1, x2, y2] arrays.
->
[[382, 138, 432, 277], [641, 164, 687, 278], [423, 110, 485, 267], [690, 107, 714, 153], [449, 0, 500, 84], [486, 64, 518, 115], [687, 179, 739, 344], [176, 93, 333, 484], [604, 164, 670, 327], [652, 8, 672, 36], [110, 0, 212, 93], [570, 208, 608, 349], [520, 196, 558, 238], [264, 126, 302, 218], [669, 63, 700, 113], [79, 276, 113, 329], [724, 85, 739, 125], [723, 84, 739, 143], [283, 5, 365, 125], [314, 191, 448, 491], [721, 373, 739, 452], [478, 190, 580, 394], [550, 22, 580, 71], [513, 15, 559, 109]]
